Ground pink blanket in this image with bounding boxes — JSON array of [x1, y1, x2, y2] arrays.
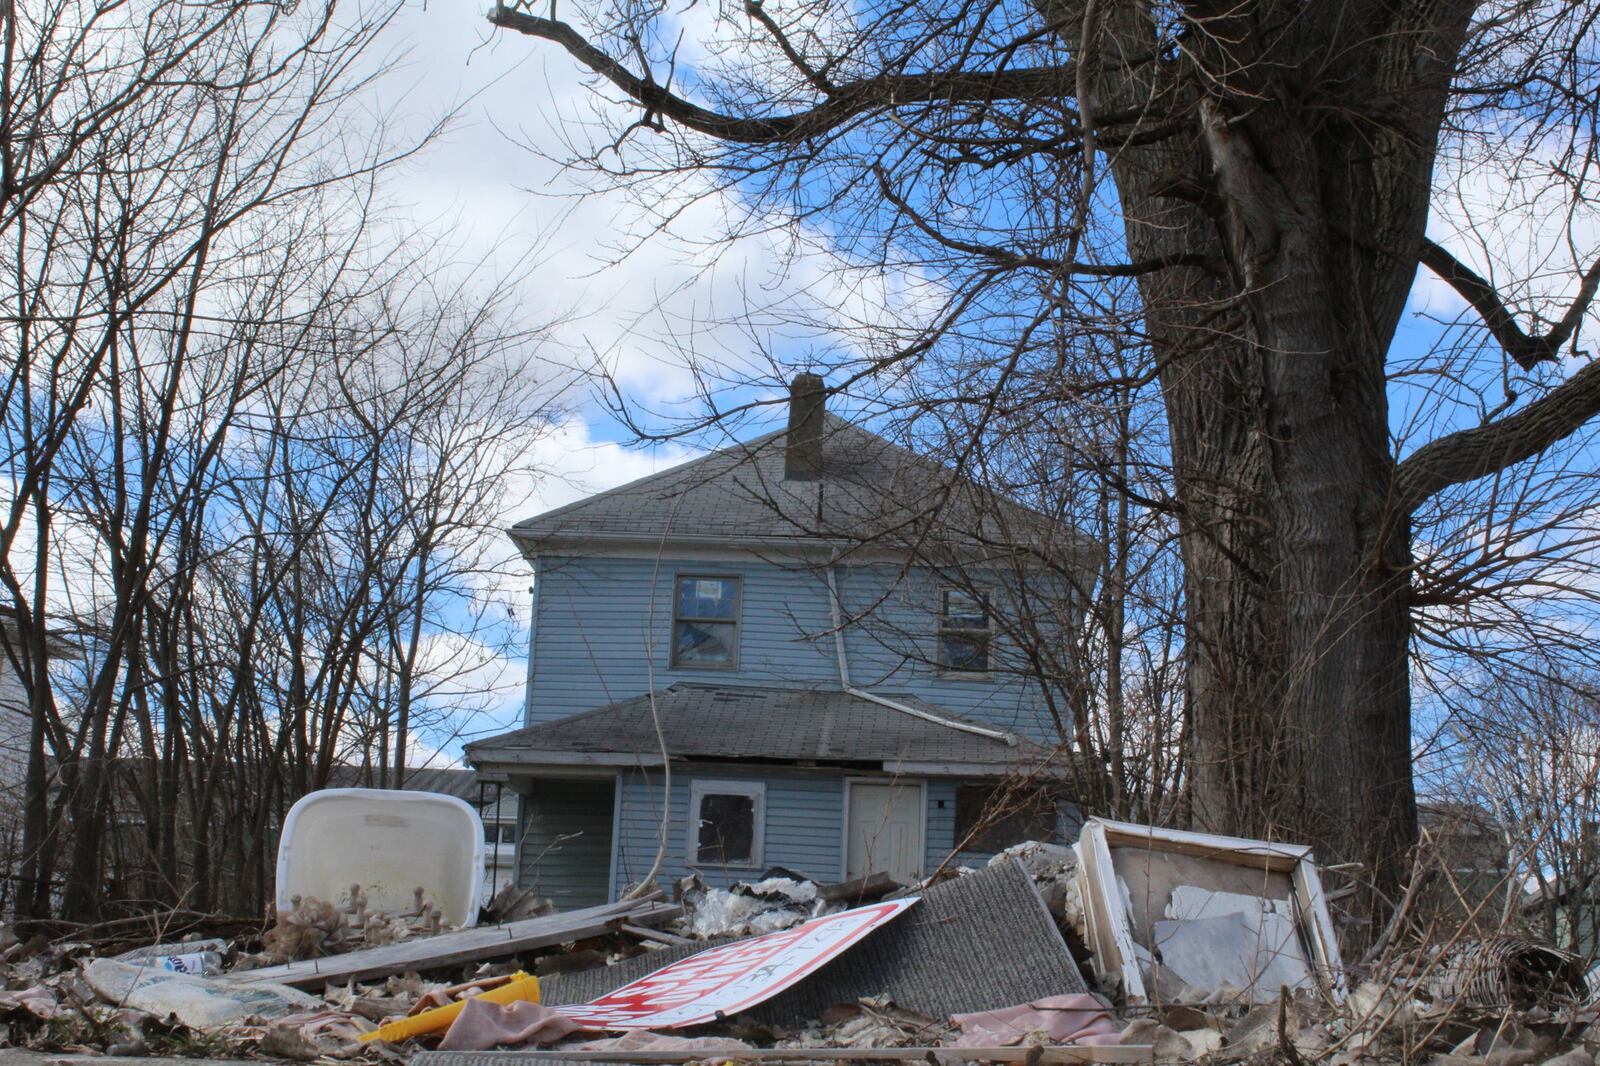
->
[[950, 994, 1122, 1047], [439, 999, 583, 1050]]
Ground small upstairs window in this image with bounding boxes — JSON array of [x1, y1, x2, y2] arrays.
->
[[672, 575, 741, 668], [938, 587, 992, 674]]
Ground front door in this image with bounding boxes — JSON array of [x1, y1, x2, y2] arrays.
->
[[845, 780, 925, 883]]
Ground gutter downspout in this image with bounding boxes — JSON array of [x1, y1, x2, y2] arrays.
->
[[826, 560, 1017, 746]]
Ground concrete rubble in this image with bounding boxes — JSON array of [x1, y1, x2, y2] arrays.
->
[[1, 817, 1596, 1065]]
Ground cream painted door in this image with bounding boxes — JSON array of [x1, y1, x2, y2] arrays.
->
[[845, 781, 925, 883]]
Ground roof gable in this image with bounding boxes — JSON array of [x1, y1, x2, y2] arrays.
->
[[512, 415, 1094, 568]]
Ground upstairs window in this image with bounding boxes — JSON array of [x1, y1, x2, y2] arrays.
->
[[672, 575, 741, 668], [938, 587, 992, 674], [688, 780, 765, 867]]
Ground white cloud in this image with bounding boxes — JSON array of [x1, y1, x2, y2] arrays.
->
[[1412, 139, 1600, 355]]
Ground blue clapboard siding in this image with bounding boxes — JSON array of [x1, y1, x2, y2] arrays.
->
[[599, 769, 1080, 900], [610, 767, 846, 896], [525, 554, 1071, 743], [517, 776, 615, 910]]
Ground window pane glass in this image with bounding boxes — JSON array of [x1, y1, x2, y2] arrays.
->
[[940, 633, 990, 672], [696, 793, 755, 864], [677, 577, 737, 619], [501, 825, 517, 844], [675, 620, 736, 664], [954, 785, 1057, 852], [941, 589, 989, 630]]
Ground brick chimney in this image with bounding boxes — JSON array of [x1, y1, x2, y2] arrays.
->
[[784, 373, 825, 481]]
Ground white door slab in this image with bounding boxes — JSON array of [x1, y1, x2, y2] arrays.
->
[[845, 780, 925, 883]]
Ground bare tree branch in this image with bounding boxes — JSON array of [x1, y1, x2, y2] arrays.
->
[[487, 7, 1095, 144], [1420, 237, 1600, 371], [1396, 357, 1600, 512]]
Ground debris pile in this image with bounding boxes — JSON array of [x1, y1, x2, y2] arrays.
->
[[5, 805, 1600, 1065], [252, 885, 457, 967]]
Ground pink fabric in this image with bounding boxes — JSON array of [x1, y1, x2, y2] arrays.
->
[[950, 993, 1123, 1048], [573, 1032, 755, 1053], [0, 986, 61, 1019], [439, 999, 583, 1050]]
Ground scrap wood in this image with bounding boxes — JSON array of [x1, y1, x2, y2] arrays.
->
[[619, 922, 694, 947], [215, 898, 680, 990], [818, 872, 901, 904], [413, 1045, 1155, 1064]]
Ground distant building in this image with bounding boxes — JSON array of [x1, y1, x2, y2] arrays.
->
[[0, 608, 79, 902]]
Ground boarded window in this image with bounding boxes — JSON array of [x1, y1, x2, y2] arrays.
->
[[688, 780, 765, 866], [672, 576, 741, 668], [938, 588, 992, 673], [954, 784, 1057, 853]]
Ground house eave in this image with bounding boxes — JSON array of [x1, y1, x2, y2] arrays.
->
[[507, 527, 1099, 575], [467, 749, 666, 770]]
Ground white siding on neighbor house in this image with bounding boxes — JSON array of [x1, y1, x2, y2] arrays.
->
[[0, 660, 31, 823], [525, 555, 1069, 742]]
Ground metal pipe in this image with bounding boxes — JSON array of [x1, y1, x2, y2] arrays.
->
[[825, 560, 1016, 746]]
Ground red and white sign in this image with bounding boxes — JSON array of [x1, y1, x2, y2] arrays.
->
[[556, 897, 920, 1030]]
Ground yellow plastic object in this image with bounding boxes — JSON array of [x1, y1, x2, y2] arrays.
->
[[359, 972, 541, 1044]]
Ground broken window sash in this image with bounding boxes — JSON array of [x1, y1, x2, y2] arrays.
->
[[954, 784, 1058, 853], [938, 587, 992, 673], [672, 576, 741, 668], [689, 780, 765, 867]]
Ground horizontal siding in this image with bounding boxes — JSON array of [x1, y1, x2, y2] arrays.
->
[[517, 777, 615, 910], [612, 767, 845, 896], [525, 555, 1077, 744]]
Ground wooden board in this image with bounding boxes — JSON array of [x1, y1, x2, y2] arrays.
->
[[215, 899, 681, 990], [415, 1045, 1154, 1065]]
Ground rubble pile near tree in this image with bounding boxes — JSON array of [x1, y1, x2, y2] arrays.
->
[[3, 817, 1598, 1065]]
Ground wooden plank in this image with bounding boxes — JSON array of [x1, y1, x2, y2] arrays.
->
[[1091, 818, 1308, 871], [216, 900, 680, 990], [618, 922, 695, 947], [415, 1045, 1153, 1065]]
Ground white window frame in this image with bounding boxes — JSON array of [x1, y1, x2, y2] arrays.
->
[[937, 585, 994, 676], [670, 574, 743, 670], [686, 779, 766, 869]]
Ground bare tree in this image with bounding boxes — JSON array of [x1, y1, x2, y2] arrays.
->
[[0, 0, 559, 920], [486, 0, 1600, 924]]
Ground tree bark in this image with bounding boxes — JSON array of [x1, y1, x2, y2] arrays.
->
[[1050, 0, 1473, 920]]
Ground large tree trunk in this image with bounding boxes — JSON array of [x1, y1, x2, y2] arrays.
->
[[1058, 0, 1473, 921]]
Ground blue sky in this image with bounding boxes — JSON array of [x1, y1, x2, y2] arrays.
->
[[379, 1, 1600, 769]]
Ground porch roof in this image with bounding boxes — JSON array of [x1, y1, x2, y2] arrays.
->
[[465, 683, 1045, 774]]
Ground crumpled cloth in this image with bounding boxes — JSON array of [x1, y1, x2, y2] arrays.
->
[[439, 998, 582, 1050], [0, 986, 62, 1019], [573, 1031, 755, 1054], [950, 993, 1122, 1047]]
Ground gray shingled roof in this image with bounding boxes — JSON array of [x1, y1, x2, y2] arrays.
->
[[465, 683, 1029, 769], [510, 415, 1092, 565]]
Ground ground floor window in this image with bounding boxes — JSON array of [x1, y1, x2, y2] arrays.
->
[[954, 783, 1058, 853], [688, 779, 765, 867]]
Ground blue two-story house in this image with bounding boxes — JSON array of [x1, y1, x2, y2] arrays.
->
[[466, 376, 1099, 910]]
